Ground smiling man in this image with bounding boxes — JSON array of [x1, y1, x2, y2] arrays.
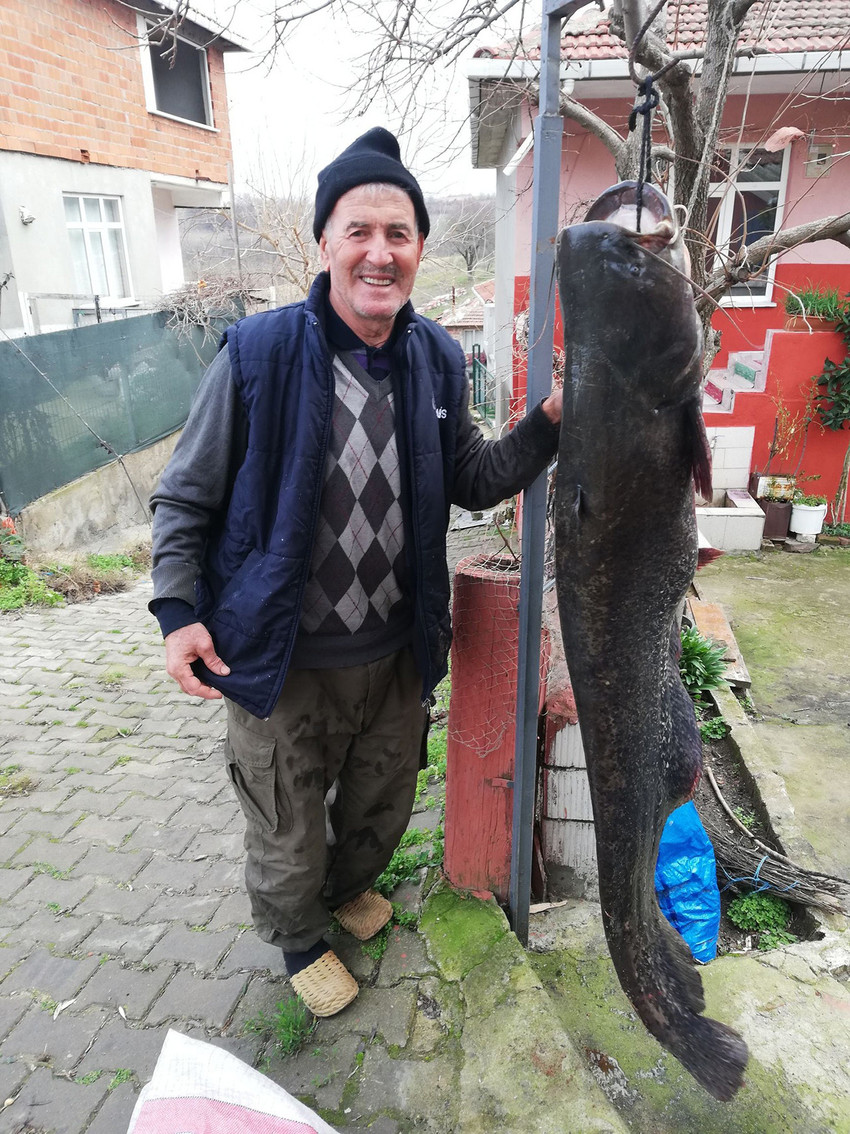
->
[[149, 128, 562, 1017]]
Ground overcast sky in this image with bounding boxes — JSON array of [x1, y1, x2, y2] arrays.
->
[[202, 0, 498, 198]]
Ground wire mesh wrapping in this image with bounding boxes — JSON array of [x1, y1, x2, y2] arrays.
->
[[447, 553, 524, 759]]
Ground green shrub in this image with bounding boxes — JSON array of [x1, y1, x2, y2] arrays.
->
[[679, 626, 727, 701], [726, 892, 797, 950], [698, 716, 729, 741]]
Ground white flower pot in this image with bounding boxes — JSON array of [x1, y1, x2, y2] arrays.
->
[[790, 502, 827, 539]]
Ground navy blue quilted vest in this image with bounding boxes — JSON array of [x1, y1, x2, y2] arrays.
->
[[191, 273, 467, 719]]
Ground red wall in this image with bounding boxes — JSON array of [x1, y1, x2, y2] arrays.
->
[[704, 327, 849, 511]]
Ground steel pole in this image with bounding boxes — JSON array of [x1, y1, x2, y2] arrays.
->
[[509, 0, 585, 944]]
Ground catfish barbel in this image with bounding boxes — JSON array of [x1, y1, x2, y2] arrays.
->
[[553, 181, 748, 1101]]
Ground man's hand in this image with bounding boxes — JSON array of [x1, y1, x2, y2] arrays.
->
[[541, 386, 563, 425], [165, 622, 230, 700]]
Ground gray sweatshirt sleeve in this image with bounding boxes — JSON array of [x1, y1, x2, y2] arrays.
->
[[149, 348, 247, 606], [452, 379, 560, 511]]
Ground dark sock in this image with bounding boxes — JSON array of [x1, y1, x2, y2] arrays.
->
[[283, 940, 328, 977]]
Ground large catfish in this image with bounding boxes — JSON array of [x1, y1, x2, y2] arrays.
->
[[553, 181, 748, 1101]]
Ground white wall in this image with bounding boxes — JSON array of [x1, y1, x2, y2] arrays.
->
[[0, 152, 169, 335]]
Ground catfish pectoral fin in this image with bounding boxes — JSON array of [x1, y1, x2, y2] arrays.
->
[[686, 398, 713, 500]]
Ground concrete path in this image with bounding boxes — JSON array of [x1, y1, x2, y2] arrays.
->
[[1, 553, 849, 1133], [697, 547, 850, 881], [0, 579, 625, 1134]]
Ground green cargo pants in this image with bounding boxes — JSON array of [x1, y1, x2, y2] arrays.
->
[[224, 646, 426, 952]]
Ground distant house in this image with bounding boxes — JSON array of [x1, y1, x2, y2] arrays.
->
[[0, 0, 246, 336], [467, 1, 850, 428], [434, 293, 486, 359]]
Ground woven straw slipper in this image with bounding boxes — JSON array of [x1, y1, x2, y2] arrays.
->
[[290, 950, 358, 1017], [333, 889, 393, 940]]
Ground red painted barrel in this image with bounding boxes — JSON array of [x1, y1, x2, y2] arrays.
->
[[443, 554, 549, 901]]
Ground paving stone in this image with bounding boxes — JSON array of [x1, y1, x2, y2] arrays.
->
[[85, 1080, 140, 1134], [9, 910, 101, 952], [66, 815, 138, 847], [0, 993, 29, 1038], [142, 926, 238, 972], [0, 941, 31, 978], [114, 794, 183, 823], [70, 845, 152, 883], [0, 831, 31, 864], [9, 873, 95, 910], [326, 931, 379, 985], [266, 1032, 363, 1112], [215, 931, 286, 979], [61, 788, 129, 816], [391, 877, 426, 916], [100, 772, 170, 797], [77, 882, 158, 921], [1, 1065, 109, 1134], [145, 968, 247, 1028], [0, 868, 30, 900], [356, 1044, 457, 1128], [0, 906, 30, 938], [182, 828, 244, 860], [144, 891, 223, 928], [0, 1058, 29, 1112], [73, 1017, 168, 1080], [3, 1003, 108, 1069], [376, 926, 435, 986], [316, 983, 418, 1048], [72, 959, 175, 1020], [18, 809, 84, 838], [0, 948, 101, 999], [9, 836, 87, 873], [78, 919, 168, 962], [134, 854, 212, 892], [123, 820, 195, 856], [170, 800, 242, 831], [198, 859, 245, 891], [206, 890, 251, 931]]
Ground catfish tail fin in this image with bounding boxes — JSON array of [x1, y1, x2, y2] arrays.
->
[[686, 400, 713, 501]]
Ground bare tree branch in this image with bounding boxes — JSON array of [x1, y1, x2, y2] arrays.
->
[[706, 213, 850, 296]]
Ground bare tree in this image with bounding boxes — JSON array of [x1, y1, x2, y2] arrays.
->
[[256, 0, 850, 360], [427, 195, 496, 284]]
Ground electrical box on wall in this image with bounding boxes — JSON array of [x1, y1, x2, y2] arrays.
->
[[805, 144, 833, 178]]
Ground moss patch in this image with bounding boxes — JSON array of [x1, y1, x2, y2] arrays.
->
[[419, 882, 508, 982], [528, 949, 816, 1133]]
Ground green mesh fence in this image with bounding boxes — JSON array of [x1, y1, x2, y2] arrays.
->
[[0, 312, 227, 514]]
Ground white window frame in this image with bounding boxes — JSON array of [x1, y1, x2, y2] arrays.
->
[[137, 13, 216, 131], [63, 194, 135, 304], [708, 144, 790, 308]]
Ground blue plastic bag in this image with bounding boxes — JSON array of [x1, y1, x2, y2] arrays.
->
[[654, 801, 720, 963]]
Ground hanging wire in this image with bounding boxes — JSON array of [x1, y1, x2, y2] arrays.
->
[[625, 0, 680, 233]]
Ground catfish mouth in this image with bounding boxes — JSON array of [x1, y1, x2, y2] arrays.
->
[[584, 182, 677, 251]]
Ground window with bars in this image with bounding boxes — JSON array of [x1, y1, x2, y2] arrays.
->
[[706, 146, 789, 303], [63, 195, 133, 301]]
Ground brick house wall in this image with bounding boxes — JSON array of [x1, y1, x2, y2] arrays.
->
[[0, 0, 233, 182]]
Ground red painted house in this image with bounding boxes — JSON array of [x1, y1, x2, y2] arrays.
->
[[467, 0, 850, 514]]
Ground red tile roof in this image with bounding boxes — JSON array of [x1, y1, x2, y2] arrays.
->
[[474, 1, 850, 62]]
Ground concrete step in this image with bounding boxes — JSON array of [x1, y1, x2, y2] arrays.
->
[[688, 597, 751, 688]]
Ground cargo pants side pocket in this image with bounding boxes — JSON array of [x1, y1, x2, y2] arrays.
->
[[225, 715, 292, 835]]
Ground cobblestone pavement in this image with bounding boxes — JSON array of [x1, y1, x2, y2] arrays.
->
[[0, 580, 446, 1134]]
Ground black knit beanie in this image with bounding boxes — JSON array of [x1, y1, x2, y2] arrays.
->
[[313, 127, 430, 242]]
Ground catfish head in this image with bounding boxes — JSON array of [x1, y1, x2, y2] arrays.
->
[[558, 181, 703, 407]]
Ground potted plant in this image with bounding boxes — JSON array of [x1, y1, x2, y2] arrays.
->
[[756, 480, 793, 539], [790, 492, 828, 540], [784, 284, 843, 331]]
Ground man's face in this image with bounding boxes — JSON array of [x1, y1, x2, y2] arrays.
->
[[320, 184, 425, 346]]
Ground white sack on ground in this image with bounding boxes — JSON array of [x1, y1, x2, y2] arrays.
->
[[127, 1028, 338, 1134]]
